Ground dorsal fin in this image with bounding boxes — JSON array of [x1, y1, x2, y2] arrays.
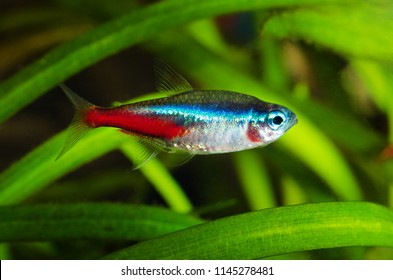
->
[[154, 59, 193, 96]]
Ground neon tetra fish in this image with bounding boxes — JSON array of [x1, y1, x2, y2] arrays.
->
[[58, 61, 297, 168]]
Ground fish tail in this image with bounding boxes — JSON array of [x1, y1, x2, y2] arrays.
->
[[56, 84, 95, 160]]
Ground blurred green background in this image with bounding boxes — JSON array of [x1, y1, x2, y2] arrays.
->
[[1, 0, 393, 260]]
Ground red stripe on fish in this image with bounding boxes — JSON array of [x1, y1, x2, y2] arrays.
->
[[85, 107, 187, 139]]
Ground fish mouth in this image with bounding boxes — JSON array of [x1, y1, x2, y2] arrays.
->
[[285, 115, 298, 131]]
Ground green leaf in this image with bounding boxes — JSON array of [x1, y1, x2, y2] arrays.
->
[[121, 142, 193, 214], [262, 2, 393, 61], [0, 0, 354, 123], [0, 129, 123, 205], [104, 202, 393, 259], [350, 60, 393, 142], [0, 203, 203, 242], [233, 151, 276, 210], [0, 125, 193, 214]]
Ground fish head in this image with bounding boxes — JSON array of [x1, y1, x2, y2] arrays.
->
[[251, 104, 297, 145]]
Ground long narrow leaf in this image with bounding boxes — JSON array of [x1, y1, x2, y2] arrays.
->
[[104, 202, 393, 259], [0, 129, 122, 204], [121, 142, 193, 214], [262, 2, 393, 61], [0, 203, 203, 241], [233, 151, 276, 210], [0, 0, 354, 123]]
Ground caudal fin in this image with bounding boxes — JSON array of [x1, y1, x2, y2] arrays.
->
[[56, 84, 95, 160]]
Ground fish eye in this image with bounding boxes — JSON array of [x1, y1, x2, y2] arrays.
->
[[267, 110, 286, 130]]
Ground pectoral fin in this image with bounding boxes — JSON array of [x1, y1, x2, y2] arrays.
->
[[161, 150, 195, 167], [120, 130, 167, 169]]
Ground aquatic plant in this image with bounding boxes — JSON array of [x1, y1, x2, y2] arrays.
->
[[0, 0, 393, 259]]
